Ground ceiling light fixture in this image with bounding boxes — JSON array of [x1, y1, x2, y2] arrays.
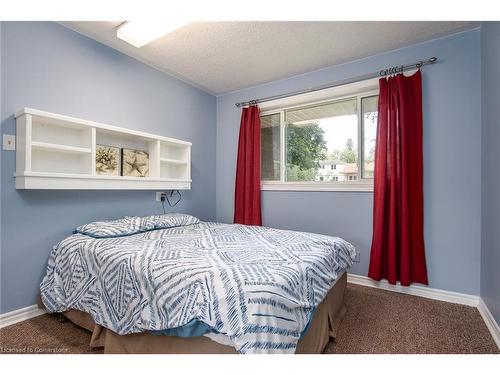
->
[[117, 20, 191, 48]]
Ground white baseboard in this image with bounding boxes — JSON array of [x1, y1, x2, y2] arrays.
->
[[347, 273, 479, 306], [0, 305, 46, 329], [478, 298, 500, 350]]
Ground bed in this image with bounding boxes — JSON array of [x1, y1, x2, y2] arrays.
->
[[39, 214, 357, 354]]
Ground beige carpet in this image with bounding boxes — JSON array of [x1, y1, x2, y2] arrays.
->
[[1, 283, 498, 354], [325, 284, 498, 354]]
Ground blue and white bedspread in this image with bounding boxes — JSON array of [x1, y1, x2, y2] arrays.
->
[[40, 215, 357, 353]]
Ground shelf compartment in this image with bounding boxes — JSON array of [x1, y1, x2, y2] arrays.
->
[[160, 142, 189, 162], [32, 120, 92, 149], [160, 162, 189, 180], [32, 141, 92, 155], [31, 148, 92, 175]]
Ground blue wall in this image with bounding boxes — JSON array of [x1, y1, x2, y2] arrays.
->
[[217, 29, 482, 295], [481, 22, 500, 325], [0, 22, 217, 313]]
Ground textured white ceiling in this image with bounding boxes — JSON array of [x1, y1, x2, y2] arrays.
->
[[61, 21, 477, 95]]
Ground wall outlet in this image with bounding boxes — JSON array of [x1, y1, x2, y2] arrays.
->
[[156, 192, 166, 202], [3, 134, 15, 150], [354, 253, 361, 263]]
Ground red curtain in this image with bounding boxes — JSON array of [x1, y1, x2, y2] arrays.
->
[[368, 71, 428, 286], [234, 105, 262, 225]]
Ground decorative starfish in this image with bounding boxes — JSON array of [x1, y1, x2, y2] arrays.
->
[[125, 155, 147, 177]]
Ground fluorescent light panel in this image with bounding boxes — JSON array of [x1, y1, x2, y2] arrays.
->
[[117, 20, 190, 48]]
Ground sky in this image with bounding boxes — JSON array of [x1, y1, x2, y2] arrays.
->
[[317, 113, 377, 158]]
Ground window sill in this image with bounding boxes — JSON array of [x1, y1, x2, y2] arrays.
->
[[261, 181, 374, 192]]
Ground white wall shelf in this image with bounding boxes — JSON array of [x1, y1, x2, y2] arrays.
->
[[15, 108, 192, 190]]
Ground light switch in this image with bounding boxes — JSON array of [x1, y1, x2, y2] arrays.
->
[[3, 134, 15, 151]]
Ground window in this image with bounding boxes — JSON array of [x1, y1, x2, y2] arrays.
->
[[260, 90, 378, 191]]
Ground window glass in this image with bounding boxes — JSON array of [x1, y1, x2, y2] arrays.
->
[[285, 98, 358, 182], [260, 113, 281, 181], [361, 96, 378, 178]]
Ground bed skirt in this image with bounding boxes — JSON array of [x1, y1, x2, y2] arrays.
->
[[40, 272, 347, 354]]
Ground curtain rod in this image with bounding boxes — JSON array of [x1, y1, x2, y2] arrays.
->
[[235, 57, 437, 108]]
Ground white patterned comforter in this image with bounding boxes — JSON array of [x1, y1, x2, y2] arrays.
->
[[40, 221, 356, 353]]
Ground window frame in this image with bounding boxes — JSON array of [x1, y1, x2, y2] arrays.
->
[[260, 87, 379, 192]]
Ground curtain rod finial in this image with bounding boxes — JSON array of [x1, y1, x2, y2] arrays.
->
[[429, 57, 437, 63]]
